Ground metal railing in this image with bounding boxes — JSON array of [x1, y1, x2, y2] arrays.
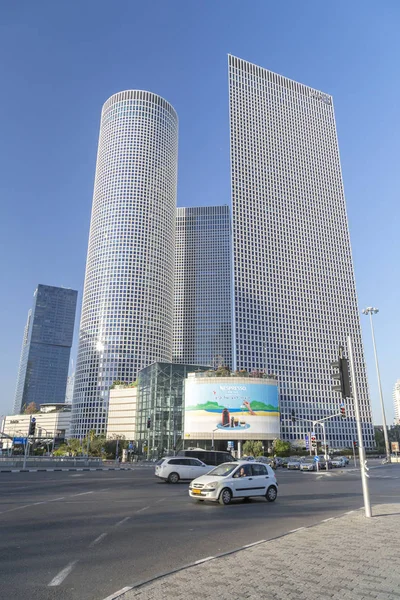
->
[[0, 457, 103, 468]]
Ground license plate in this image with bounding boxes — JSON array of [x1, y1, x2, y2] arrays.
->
[[192, 489, 201, 495]]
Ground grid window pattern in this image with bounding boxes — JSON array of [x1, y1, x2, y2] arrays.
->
[[71, 91, 178, 438], [173, 206, 232, 368], [228, 55, 374, 449], [13, 285, 77, 414]]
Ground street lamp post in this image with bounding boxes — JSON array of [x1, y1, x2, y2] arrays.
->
[[362, 307, 390, 462]]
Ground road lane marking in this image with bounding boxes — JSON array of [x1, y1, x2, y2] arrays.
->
[[322, 517, 335, 522], [48, 497, 65, 501], [194, 556, 215, 564], [155, 497, 166, 503], [135, 506, 150, 513], [0, 504, 31, 514], [344, 510, 355, 515], [48, 560, 78, 586], [115, 516, 131, 527], [102, 587, 133, 600], [243, 540, 266, 548], [89, 532, 108, 547], [71, 491, 94, 497], [288, 527, 305, 533]]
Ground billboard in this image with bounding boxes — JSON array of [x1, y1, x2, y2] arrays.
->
[[184, 380, 279, 439]]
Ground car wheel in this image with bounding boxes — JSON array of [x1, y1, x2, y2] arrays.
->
[[266, 485, 277, 502], [219, 488, 232, 505], [167, 472, 179, 484], [197, 499, 205, 502]]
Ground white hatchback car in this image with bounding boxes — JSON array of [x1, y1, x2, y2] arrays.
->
[[155, 457, 211, 483], [189, 461, 278, 505]]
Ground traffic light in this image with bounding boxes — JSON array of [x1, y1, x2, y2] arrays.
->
[[311, 434, 317, 449], [291, 409, 296, 423], [340, 404, 346, 418], [353, 440, 357, 448], [146, 418, 151, 429], [28, 417, 36, 436], [331, 348, 351, 399]]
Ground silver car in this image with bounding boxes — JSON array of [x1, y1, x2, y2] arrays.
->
[[331, 457, 346, 468], [287, 457, 302, 470], [300, 458, 316, 472]]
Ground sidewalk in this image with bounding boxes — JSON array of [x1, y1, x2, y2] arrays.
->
[[118, 503, 400, 600]]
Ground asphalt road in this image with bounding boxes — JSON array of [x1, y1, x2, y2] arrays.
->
[[1, 462, 399, 600]]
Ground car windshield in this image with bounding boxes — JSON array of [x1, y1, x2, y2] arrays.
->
[[206, 463, 238, 477]]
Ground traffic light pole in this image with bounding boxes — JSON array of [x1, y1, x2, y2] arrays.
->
[[347, 335, 371, 518], [352, 441, 357, 468]]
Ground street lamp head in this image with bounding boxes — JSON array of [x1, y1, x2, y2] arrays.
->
[[362, 307, 379, 316]]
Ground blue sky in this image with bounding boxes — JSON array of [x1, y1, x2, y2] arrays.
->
[[0, 0, 399, 424]]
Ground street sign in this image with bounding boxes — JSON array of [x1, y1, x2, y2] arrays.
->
[[13, 437, 27, 445], [128, 442, 133, 450], [391, 442, 399, 453], [314, 455, 320, 462], [305, 434, 309, 450], [227, 441, 234, 449]]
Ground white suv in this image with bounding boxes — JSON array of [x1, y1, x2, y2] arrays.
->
[[155, 457, 211, 483], [189, 461, 278, 505]]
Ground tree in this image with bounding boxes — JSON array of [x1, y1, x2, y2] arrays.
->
[[53, 438, 83, 457], [23, 402, 38, 414], [104, 435, 128, 459], [242, 440, 264, 457], [272, 439, 292, 457]]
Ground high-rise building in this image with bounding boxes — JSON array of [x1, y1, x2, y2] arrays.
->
[[228, 55, 374, 448], [173, 205, 232, 368], [71, 91, 178, 437], [13, 284, 77, 414], [393, 380, 400, 425]]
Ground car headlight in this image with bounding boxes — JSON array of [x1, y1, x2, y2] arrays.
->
[[204, 482, 218, 489]]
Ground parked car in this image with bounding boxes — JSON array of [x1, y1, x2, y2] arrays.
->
[[274, 457, 285, 468], [177, 450, 235, 466], [242, 455, 256, 461], [315, 456, 332, 470], [331, 457, 347, 468], [189, 461, 278, 505], [155, 457, 211, 483], [280, 457, 289, 468], [256, 456, 276, 469], [300, 457, 316, 472], [287, 457, 302, 470]]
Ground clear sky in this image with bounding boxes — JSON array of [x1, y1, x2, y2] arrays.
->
[[0, 0, 399, 424]]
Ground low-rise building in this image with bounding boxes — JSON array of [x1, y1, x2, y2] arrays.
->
[[1, 403, 71, 450]]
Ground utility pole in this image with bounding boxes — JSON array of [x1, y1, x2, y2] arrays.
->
[[362, 307, 390, 462], [348, 335, 371, 518]]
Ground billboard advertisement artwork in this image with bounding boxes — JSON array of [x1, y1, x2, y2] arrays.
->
[[184, 378, 280, 439]]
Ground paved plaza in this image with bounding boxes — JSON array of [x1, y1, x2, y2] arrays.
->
[[122, 503, 400, 600]]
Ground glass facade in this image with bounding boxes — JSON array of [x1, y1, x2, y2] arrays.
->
[[173, 205, 232, 368], [71, 91, 178, 438], [13, 285, 77, 414], [136, 362, 209, 457], [228, 55, 374, 448]]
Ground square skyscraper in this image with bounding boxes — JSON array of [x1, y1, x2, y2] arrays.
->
[[228, 55, 374, 448], [13, 284, 77, 414], [173, 205, 232, 369]]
